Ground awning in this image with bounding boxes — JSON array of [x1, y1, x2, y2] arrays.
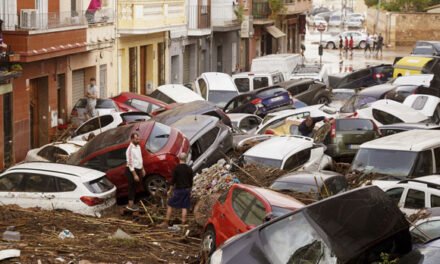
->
[[265, 25, 286, 39]]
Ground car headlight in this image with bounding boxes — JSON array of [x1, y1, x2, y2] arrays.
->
[[210, 249, 223, 264]]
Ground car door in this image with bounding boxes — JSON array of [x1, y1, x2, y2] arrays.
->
[[194, 127, 221, 171], [0, 172, 25, 205], [51, 177, 80, 213], [385, 187, 406, 207], [402, 188, 428, 216], [73, 115, 117, 141], [17, 173, 58, 210]]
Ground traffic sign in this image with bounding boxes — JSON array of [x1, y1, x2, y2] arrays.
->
[[317, 23, 326, 32]]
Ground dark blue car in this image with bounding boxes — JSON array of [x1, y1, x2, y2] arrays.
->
[[328, 64, 394, 89], [223, 86, 293, 117]]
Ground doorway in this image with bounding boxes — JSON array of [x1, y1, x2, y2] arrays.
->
[[216, 45, 223, 72], [3, 92, 13, 167], [57, 74, 66, 123], [30, 76, 49, 148], [129, 47, 138, 93], [99, 65, 107, 98], [140, 46, 147, 94]]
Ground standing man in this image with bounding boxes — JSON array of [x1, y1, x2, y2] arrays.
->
[[85, 0, 102, 23], [376, 33, 384, 57], [339, 36, 343, 56], [86, 77, 98, 120], [349, 35, 354, 56], [125, 132, 145, 211], [344, 36, 349, 56], [372, 33, 378, 52], [160, 153, 193, 227], [364, 34, 372, 55], [299, 116, 331, 137]]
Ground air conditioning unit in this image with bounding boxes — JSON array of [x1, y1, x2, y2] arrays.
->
[[20, 9, 38, 29]]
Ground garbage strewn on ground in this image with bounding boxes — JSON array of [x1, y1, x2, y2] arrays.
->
[[0, 205, 200, 263]]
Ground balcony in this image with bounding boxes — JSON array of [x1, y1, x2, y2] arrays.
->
[[282, 0, 312, 15], [252, 1, 271, 20], [187, 5, 211, 36], [0, 49, 22, 83], [211, 3, 240, 30], [118, 0, 186, 34]]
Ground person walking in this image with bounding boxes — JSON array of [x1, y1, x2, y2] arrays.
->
[[125, 132, 145, 211], [160, 153, 193, 227], [85, 0, 102, 23], [86, 77, 98, 120], [376, 33, 384, 57], [364, 34, 372, 55], [372, 33, 378, 52], [339, 36, 343, 55], [344, 36, 349, 56], [349, 35, 354, 56], [299, 116, 331, 137]]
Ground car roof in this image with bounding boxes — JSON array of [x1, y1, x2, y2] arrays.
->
[[168, 115, 219, 142], [358, 83, 395, 97], [360, 129, 440, 151], [114, 92, 168, 106], [227, 113, 260, 122], [40, 141, 87, 153], [200, 72, 237, 92], [157, 84, 205, 102], [232, 71, 281, 77], [5, 162, 105, 182], [274, 170, 344, 186], [240, 184, 304, 210], [369, 99, 428, 122], [244, 136, 313, 160], [379, 122, 440, 130], [153, 100, 218, 125], [252, 53, 301, 61]]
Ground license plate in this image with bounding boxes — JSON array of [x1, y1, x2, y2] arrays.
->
[[270, 96, 284, 103], [348, 144, 360, 150]]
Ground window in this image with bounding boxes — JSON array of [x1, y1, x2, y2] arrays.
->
[[232, 188, 254, 220], [272, 74, 284, 84], [84, 177, 114, 194], [412, 150, 433, 177], [149, 90, 175, 104], [435, 148, 440, 173], [57, 178, 77, 192], [346, 69, 370, 83], [128, 99, 153, 113], [217, 189, 229, 204], [84, 148, 127, 171], [199, 127, 220, 152], [431, 195, 440, 207], [0, 173, 25, 192], [22, 174, 57, 193], [232, 188, 266, 226], [121, 114, 150, 123], [372, 109, 404, 125], [146, 122, 171, 153], [385, 188, 404, 204], [198, 79, 208, 99], [411, 96, 429, 110], [240, 117, 261, 132], [404, 189, 425, 209], [244, 198, 266, 226], [37, 146, 69, 162], [76, 115, 114, 136], [326, 177, 348, 195], [96, 99, 117, 109], [283, 148, 311, 170], [336, 119, 374, 131], [253, 77, 269, 89], [234, 78, 250, 93]]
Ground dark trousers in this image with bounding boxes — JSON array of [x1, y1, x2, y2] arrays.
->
[[125, 167, 142, 202]]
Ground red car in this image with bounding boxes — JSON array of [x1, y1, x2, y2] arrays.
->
[[202, 184, 304, 255], [67, 121, 190, 197], [111, 92, 174, 115]]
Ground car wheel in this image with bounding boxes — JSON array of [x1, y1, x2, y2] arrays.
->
[[316, 96, 330, 104], [144, 175, 167, 195], [326, 42, 335, 49], [202, 225, 217, 257], [358, 41, 366, 49]]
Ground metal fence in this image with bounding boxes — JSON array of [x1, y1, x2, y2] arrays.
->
[[252, 1, 270, 19]]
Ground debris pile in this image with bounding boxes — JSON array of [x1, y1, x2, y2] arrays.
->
[[0, 205, 201, 263]]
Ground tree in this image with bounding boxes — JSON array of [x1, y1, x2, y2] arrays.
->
[[364, 0, 379, 7]]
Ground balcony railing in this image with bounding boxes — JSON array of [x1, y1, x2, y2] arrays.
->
[[253, 1, 271, 20], [0, 8, 114, 31], [188, 5, 211, 29], [211, 4, 238, 27]]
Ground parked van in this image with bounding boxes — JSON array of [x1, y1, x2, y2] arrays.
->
[[351, 130, 440, 178], [193, 72, 239, 108], [393, 56, 438, 78], [251, 54, 303, 81], [232, 71, 284, 93]]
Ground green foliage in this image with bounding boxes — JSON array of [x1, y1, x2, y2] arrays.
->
[[364, 0, 379, 7], [234, 4, 245, 24], [380, 253, 399, 264], [376, 0, 436, 12], [268, 0, 286, 19], [10, 64, 22, 71]]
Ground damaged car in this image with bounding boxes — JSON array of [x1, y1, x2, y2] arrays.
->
[[25, 141, 86, 163]]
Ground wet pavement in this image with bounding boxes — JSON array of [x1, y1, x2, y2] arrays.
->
[[303, 26, 412, 75]]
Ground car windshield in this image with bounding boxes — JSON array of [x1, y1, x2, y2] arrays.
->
[[340, 95, 377, 113], [271, 181, 318, 193], [351, 148, 418, 177], [208, 90, 239, 108], [336, 119, 374, 131], [244, 155, 283, 169], [146, 122, 171, 153], [261, 211, 337, 264], [271, 206, 294, 218], [411, 219, 440, 243], [96, 99, 117, 109]]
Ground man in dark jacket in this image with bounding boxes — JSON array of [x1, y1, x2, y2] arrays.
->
[[299, 116, 330, 137], [159, 153, 193, 227]]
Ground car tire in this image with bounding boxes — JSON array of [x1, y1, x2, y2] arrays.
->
[[326, 42, 335, 49], [202, 225, 217, 257], [358, 41, 366, 49], [316, 95, 331, 104], [143, 175, 167, 195]]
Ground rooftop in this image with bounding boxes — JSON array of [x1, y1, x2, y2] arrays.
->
[[361, 129, 440, 151]]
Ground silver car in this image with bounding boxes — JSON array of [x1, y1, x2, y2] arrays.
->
[[321, 31, 367, 49]]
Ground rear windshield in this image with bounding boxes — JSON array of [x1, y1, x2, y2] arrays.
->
[[96, 99, 117, 109], [257, 88, 286, 98], [271, 181, 318, 193], [37, 146, 69, 162], [208, 91, 238, 108], [244, 155, 282, 169], [146, 122, 171, 153], [336, 119, 374, 131], [150, 90, 175, 104], [122, 114, 150, 123], [271, 206, 294, 218], [84, 176, 114, 193]]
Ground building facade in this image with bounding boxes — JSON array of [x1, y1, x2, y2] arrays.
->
[[0, 0, 116, 169]]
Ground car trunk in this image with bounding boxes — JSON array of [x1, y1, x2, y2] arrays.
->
[[260, 91, 291, 111], [332, 119, 378, 151]]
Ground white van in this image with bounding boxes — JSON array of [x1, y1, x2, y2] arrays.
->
[[232, 71, 285, 93], [251, 54, 303, 81], [351, 130, 440, 178], [194, 72, 240, 108]]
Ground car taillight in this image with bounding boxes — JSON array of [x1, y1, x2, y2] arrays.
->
[[80, 196, 104, 206], [71, 109, 78, 116], [330, 122, 336, 138], [348, 111, 358, 118], [374, 73, 384, 80], [251, 98, 263, 105], [265, 129, 275, 135], [412, 88, 419, 94]]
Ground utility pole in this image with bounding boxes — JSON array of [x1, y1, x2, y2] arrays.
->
[[374, 0, 381, 34]]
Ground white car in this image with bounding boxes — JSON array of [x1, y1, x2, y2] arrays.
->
[[348, 13, 365, 22], [313, 16, 328, 27], [0, 162, 116, 217], [243, 136, 332, 171], [328, 15, 343, 27], [392, 74, 434, 87], [150, 84, 205, 104], [403, 94, 440, 123], [70, 98, 119, 128], [345, 17, 363, 28], [377, 176, 440, 216], [69, 112, 150, 141], [256, 104, 338, 135], [321, 31, 367, 49], [354, 99, 428, 126], [194, 72, 240, 108], [25, 141, 86, 162], [290, 63, 330, 86], [227, 113, 262, 133]]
